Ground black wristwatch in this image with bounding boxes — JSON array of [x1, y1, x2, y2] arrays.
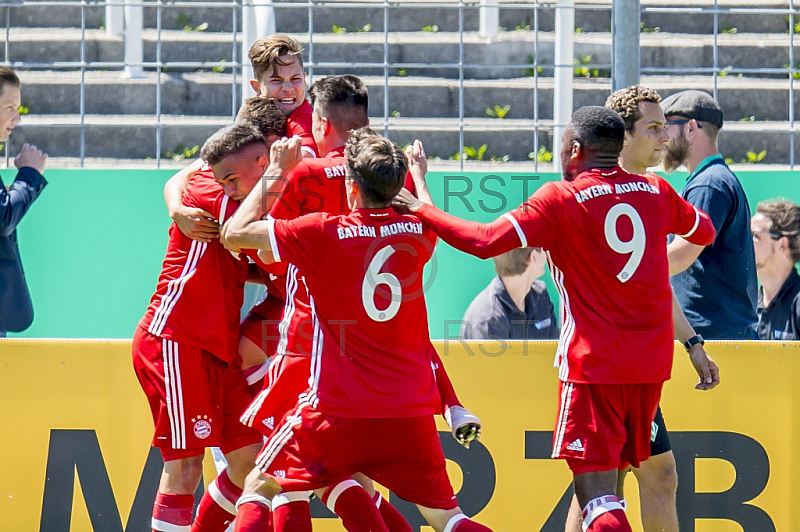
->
[[683, 334, 705, 352]]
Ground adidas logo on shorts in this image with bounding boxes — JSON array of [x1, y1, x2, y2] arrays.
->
[[262, 416, 275, 430], [567, 439, 585, 452]]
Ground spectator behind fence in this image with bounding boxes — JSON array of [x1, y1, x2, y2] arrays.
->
[[460, 247, 559, 340], [752, 199, 800, 340], [662, 90, 758, 339], [0, 67, 48, 336]]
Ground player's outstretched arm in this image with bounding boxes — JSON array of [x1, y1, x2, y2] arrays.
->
[[405, 140, 434, 207], [393, 192, 523, 260], [164, 158, 219, 242], [220, 136, 302, 253]]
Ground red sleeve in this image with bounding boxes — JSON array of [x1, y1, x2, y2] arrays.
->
[[269, 213, 327, 273], [415, 204, 524, 260], [287, 104, 318, 156], [403, 172, 417, 195], [660, 177, 716, 245], [269, 161, 307, 220]]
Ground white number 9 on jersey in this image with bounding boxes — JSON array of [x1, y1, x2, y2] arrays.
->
[[603, 203, 645, 283], [362, 245, 402, 321]]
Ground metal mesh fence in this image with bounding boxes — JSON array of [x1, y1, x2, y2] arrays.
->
[[1, 1, 797, 168]]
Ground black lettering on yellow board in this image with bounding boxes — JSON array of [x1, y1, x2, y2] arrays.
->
[[36, 429, 777, 531], [39, 430, 203, 532], [524, 431, 777, 532]]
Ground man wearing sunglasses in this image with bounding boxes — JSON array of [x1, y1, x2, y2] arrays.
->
[[752, 199, 800, 339], [661, 90, 758, 339]]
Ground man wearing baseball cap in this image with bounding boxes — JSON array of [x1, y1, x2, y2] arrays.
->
[[662, 90, 758, 339]]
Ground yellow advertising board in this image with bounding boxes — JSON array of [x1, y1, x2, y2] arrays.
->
[[0, 339, 795, 531]]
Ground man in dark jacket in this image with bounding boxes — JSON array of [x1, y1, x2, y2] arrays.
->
[[0, 67, 48, 335]]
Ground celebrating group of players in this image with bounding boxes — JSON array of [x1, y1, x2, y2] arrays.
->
[[133, 32, 721, 532]]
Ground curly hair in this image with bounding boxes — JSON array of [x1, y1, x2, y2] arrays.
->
[[757, 198, 800, 264], [605, 85, 662, 133]]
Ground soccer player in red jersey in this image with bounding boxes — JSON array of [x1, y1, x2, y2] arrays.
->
[[559, 86, 720, 532], [165, 34, 318, 391], [393, 106, 719, 532], [221, 129, 493, 532], [133, 122, 302, 532], [248, 34, 317, 158], [233, 74, 426, 532]]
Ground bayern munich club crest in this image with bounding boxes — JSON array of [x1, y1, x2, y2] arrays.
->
[[192, 415, 212, 439]]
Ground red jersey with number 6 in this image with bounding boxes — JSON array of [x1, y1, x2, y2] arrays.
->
[[266, 208, 440, 418], [501, 167, 713, 384]]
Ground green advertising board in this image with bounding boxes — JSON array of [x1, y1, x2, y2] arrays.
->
[[11, 168, 800, 339]]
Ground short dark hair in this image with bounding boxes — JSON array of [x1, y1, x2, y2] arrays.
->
[[309, 75, 369, 134], [346, 127, 407, 204], [605, 85, 662, 133], [249, 34, 304, 81], [0, 67, 20, 97], [568, 106, 625, 154], [236, 97, 286, 139], [757, 199, 800, 264], [200, 123, 264, 166]]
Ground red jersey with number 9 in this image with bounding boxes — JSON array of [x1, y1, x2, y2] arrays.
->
[[267, 207, 440, 418], [504, 167, 707, 384]]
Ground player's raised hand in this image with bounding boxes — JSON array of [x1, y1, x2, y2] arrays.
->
[[14, 143, 48, 174], [268, 135, 303, 176], [405, 139, 428, 181], [173, 205, 219, 242], [689, 345, 720, 390], [392, 188, 424, 213]]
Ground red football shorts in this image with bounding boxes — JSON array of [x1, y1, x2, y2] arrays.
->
[[239, 353, 312, 435], [240, 293, 284, 357], [255, 405, 458, 510], [132, 326, 262, 462], [552, 381, 662, 474]]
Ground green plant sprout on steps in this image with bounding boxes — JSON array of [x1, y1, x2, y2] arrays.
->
[[486, 105, 510, 119]]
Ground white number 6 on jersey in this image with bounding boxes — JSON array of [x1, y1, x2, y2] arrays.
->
[[362, 245, 402, 321], [604, 203, 645, 283]]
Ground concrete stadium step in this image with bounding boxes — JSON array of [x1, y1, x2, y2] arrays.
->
[[7, 114, 795, 164], [5, 28, 800, 80], [17, 71, 798, 124], [0, 0, 789, 35]]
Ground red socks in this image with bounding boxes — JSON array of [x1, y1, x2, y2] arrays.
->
[[191, 470, 242, 532], [582, 496, 632, 532], [322, 479, 389, 532], [233, 495, 272, 532], [152, 492, 193, 532], [372, 492, 413, 532], [444, 513, 493, 532], [272, 492, 312, 532]]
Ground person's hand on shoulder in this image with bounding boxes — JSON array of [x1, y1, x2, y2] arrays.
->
[[173, 206, 220, 243], [392, 188, 424, 213], [14, 143, 48, 174]]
